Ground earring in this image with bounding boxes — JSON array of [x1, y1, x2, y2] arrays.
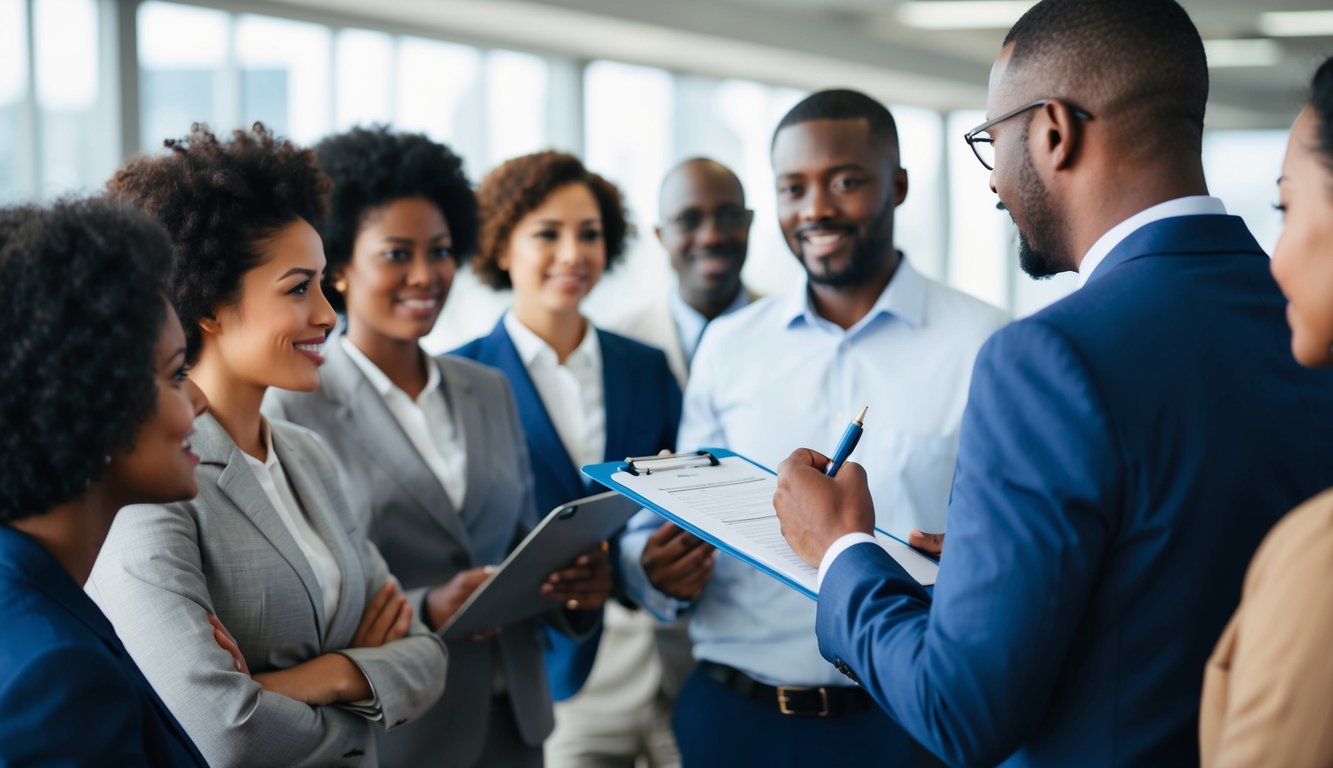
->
[[334, 277, 348, 294]]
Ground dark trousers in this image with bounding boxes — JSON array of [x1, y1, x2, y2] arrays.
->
[[671, 665, 919, 768]]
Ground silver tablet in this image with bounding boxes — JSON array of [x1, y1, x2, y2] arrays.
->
[[439, 491, 639, 641]]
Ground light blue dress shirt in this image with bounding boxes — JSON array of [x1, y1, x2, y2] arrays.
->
[[619, 257, 1009, 686], [668, 287, 751, 368]]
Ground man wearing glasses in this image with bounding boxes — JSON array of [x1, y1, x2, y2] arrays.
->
[[620, 89, 1008, 767], [773, 1, 1333, 766], [610, 158, 758, 387]]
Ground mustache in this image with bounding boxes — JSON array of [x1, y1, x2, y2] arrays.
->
[[795, 222, 857, 239], [686, 245, 744, 260]]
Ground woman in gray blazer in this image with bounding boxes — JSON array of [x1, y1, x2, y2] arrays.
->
[[265, 127, 611, 768], [88, 124, 448, 768]]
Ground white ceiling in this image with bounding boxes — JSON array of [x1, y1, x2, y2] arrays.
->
[[265, 0, 1333, 129]]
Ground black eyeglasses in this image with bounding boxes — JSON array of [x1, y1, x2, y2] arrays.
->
[[666, 206, 754, 233], [963, 99, 1095, 171]]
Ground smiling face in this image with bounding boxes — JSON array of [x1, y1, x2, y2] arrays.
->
[[341, 196, 455, 344], [656, 162, 750, 312], [501, 182, 606, 317], [772, 118, 905, 288], [205, 218, 337, 392], [1271, 107, 1333, 367], [104, 301, 210, 505]]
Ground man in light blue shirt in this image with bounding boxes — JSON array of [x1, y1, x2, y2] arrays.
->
[[619, 89, 1009, 767], [609, 158, 757, 388]]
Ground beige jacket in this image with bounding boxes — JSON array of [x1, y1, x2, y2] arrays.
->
[[1200, 487, 1333, 767]]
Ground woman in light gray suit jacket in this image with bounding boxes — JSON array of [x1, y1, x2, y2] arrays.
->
[[88, 124, 448, 768], [266, 127, 612, 768]]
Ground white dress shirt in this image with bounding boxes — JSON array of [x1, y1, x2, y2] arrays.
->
[[340, 337, 468, 512], [244, 422, 342, 621], [621, 256, 1009, 686], [817, 197, 1231, 587], [503, 311, 606, 470]]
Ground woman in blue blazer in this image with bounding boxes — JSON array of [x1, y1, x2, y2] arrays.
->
[[0, 198, 208, 766], [452, 151, 682, 766]]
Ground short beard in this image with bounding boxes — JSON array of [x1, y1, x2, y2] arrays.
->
[[1013, 124, 1067, 280], [799, 198, 895, 288]]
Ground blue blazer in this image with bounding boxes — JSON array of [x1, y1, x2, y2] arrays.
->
[[815, 215, 1333, 767], [0, 525, 207, 766], [452, 320, 681, 700]]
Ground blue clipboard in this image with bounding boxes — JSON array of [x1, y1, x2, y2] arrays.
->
[[583, 448, 937, 599]]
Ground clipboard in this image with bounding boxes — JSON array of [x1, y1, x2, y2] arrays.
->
[[437, 491, 639, 641], [582, 448, 939, 600]]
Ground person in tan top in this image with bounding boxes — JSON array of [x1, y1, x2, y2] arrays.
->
[[1200, 55, 1333, 767]]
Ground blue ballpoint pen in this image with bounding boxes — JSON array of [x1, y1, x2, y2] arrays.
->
[[825, 406, 868, 477]]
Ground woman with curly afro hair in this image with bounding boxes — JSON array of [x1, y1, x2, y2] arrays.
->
[[88, 123, 447, 768], [452, 152, 681, 768], [265, 127, 607, 768], [0, 197, 208, 765]]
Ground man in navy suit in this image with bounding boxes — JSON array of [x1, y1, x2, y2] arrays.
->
[[774, 1, 1333, 766]]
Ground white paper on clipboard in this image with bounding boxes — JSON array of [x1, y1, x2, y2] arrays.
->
[[584, 450, 938, 599]]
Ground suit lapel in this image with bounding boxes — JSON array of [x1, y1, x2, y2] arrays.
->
[[195, 413, 330, 640], [270, 423, 364, 646], [1087, 214, 1265, 286], [599, 330, 632, 469], [440, 357, 492, 525], [486, 323, 584, 506], [322, 343, 471, 552]]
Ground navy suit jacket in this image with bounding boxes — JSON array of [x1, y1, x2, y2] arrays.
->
[[452, 320, 681, 700], [0, 525, 207, 766], [816, 215, 1333, 767]]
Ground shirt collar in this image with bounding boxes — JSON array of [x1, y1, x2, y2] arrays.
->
[[1077, 196, 1227, 287], [339, 336, 440, 402], [504, 310, 601, 370], [779, 253, 927, 334], [667, 286, 750, 340]]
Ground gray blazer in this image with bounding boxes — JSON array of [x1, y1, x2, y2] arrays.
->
[[87, 411, 448, 768], [265, 343, 576, 767]]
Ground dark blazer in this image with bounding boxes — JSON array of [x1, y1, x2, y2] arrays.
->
[[814, 215, 1333, 767], [452, 320, 682, 700], [0, 525, 207, 766], [265, 342, 578, 767]]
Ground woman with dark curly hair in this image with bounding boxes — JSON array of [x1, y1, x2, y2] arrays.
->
[[87, 124, 447, 768], [265, 127, 609, 768], [452, 151, 681, 768], [0, 197, 208, 765], [1199, 56, 1333, 767]]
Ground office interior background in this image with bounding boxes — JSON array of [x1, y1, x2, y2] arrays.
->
[[2, 0, 1325, 352]]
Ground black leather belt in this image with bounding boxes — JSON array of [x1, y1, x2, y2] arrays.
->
[[699, 660, 875, 718]]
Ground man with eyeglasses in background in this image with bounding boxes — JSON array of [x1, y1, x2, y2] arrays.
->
[[609, 157, 758, 388], [619, 89, 1008, 767], [772, 1, 1333, 766]]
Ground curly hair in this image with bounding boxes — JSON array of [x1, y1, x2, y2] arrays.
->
[[474, 151, 633, 290], [313, 126, 478, 313], [106, 123, 330, 363], [0, 198, 171, 523]]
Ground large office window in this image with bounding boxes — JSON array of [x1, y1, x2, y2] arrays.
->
[[138, 2, 228, 149], [0, 0, 27, 203], [2, 0, 116, 203]]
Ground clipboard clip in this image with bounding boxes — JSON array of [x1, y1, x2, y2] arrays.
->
[[623, 450, 720, 476]]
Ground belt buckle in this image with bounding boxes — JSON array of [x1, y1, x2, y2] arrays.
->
[[777, 685, 830, 717]]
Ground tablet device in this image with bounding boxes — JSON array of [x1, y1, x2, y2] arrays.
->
[[439, 491, 640, 641]]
